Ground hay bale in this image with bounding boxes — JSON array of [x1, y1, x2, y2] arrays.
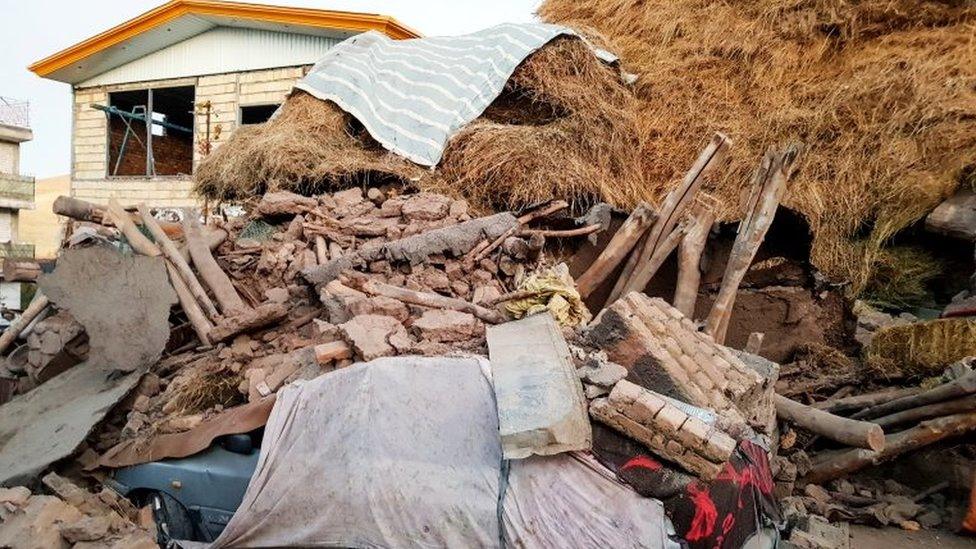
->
[[538, 0, 976, 293], [868, 317, 976, 379]]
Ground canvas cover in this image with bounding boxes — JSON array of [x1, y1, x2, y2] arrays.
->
[[295, 23, 612, 167], [209, 356, 676, 548]]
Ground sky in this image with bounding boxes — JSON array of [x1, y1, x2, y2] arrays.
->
[[0, 0, 541, 179]]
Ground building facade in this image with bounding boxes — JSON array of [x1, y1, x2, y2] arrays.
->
[[0, 97, 36, 309], [30, 0, 418, 208]]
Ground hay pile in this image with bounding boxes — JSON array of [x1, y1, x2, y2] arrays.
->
[[195, 37, 647, 212], [538, 0, 976, 292], [868, 317, 976, 379]]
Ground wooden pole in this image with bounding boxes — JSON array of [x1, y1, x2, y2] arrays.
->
[[0, 294, 50, 355], [775, 394, 885, 451], [518, 224, 602, 238], [575, 203, 655, 299], [705, 144, 802, 343], [136, 204, 220, 322], [184, 217, 250, 316], [315, 235, 328, 264], [348, 278, 507, 324], [852, 370, 976, 420], [608, 133, 731, 303], [812, 387, 923, 414], [3, 259, 42, 282], [804, 412, 976, 484], [106, 198, 160, 256], [673, 208, 714, 316], [872, 394, 976, 429], [166, 262, 213, 346]]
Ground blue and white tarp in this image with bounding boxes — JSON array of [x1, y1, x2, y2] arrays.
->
[[295, 23, 612, 167]]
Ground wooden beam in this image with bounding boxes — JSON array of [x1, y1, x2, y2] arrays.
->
[[705, 144, 802, 343], [609, 133, 731, 303]]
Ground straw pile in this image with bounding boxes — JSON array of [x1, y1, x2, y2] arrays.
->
[[194, 93, 424, 200], [195, 36, 646, 212], [538, 0, 976, 292], [868, 317, 976, 379]]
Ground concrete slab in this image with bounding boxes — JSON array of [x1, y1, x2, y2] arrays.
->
[[487, 313, 591, 459]]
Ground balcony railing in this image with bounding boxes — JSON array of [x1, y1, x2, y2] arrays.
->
[[0, 173, 34, 203], [0, 243, 34, 259], [0, 98, 29, 129]]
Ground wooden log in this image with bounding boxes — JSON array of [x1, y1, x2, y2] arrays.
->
[[106, 199, 160, 257], [673, 209, 714, 317], [166, 262, 213, 346], [852, 370, 976, 420], [812, 387, 923, 414], [517, 200, 570, 224], [518, 224, 602, 238], [350, 278, 507, 324], [0, 294, 50, 355], [575, 202, 655, 298], [209, 302, 289, 343], [3, 259, 42, 282], [804, 412, 976, 484], [137, 204, 220, 322], [315, 235, 328, 264], [609, 133, 731, 303], [705, 144, 802, 344], [57, 196, 183, 236], [53, 195, 106, 224], [872, 394, 976, 429], [184, 217, 250, 316], [775, 394, 885, 451], [474, 200, 569, 262]]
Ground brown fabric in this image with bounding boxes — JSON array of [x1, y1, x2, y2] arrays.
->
[[99, 397, 275, 468]]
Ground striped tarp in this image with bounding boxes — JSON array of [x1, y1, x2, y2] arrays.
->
[[295, 23, 609, 167]]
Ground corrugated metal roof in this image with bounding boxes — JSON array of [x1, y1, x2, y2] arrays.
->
[[29, 0, 421, 85], [79, 27, 339, 87]]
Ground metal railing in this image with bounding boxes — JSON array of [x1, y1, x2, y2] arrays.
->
[[0, 97, 29, 129], [0, 243, 34, 259], [0, 173, 34, 203]]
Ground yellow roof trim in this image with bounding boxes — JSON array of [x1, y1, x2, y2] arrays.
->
[[29, 0, 420, 78]]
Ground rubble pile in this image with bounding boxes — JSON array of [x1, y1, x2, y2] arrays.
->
[[4, 15, 976, 549], [0, 474, 156, 549], [65, 188, 588, 452]]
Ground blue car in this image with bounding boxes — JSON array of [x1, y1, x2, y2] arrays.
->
[[105, 432, 261, 544]]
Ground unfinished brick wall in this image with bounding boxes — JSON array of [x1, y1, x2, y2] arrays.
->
[[72, 66, 306, 208], [107, 117, 193, 177]]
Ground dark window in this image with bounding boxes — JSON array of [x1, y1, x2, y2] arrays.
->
[[106, 85, 195, 176], [240, 104, 280, 125]]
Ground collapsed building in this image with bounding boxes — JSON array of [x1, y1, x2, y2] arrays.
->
[[3, 1, 976, 547]]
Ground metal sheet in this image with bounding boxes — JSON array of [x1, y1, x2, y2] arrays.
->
[[81, 27, 340, 87]]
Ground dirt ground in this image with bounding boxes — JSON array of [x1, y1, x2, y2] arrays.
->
[[850, 525, 976, 548]]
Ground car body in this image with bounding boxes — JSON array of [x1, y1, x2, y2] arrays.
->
[[106, 432, 260, 543]]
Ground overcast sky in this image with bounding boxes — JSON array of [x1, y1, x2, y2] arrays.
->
[[0, 0, 540, 178]]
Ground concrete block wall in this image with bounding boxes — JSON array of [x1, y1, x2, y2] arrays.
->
[[72, 66, 306, 208]]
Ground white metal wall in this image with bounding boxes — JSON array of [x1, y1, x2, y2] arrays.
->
[[80, 27, 340, 87]]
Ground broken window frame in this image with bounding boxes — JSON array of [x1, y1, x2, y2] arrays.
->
[[101, 85, 196, 178]]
